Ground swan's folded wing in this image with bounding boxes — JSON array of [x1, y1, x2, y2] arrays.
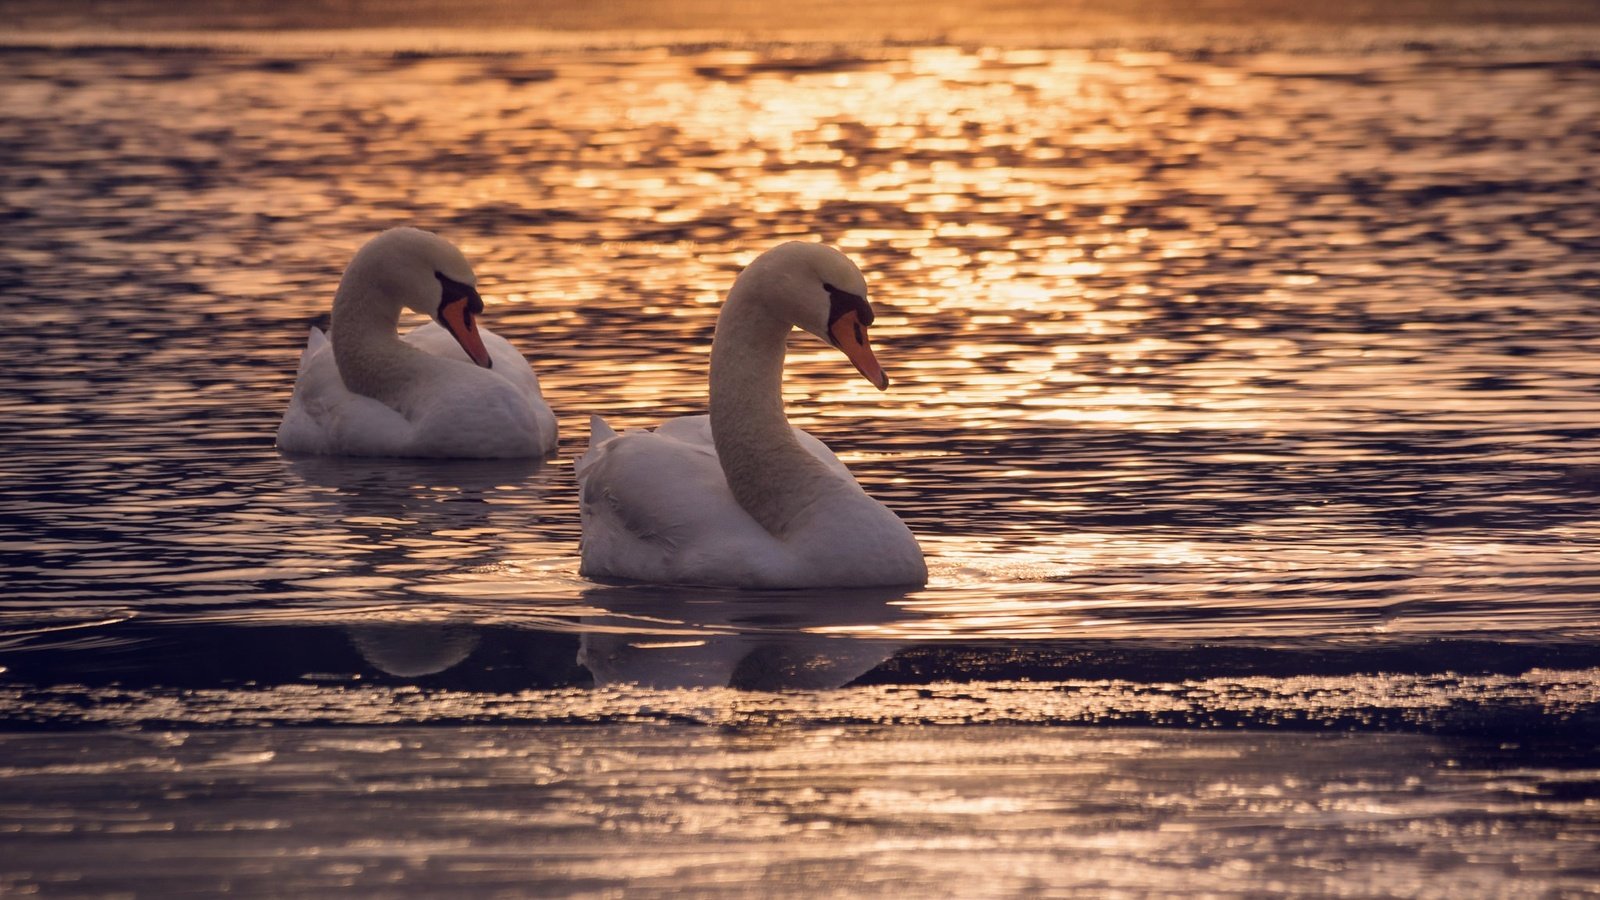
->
[[653, 414, 851, 478], [653, 415, 713, 447], [576, 421, 732, 551], [402, 321, 542, 396], [401, 321, 559, 455], [277, 338, 415, 455]]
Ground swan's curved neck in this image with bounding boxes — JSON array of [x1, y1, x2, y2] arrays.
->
[[330, 277, 428, 407], [709, 289, 838, 537]]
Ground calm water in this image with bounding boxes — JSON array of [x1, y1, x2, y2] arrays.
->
[[2, 30, 1600, 896]]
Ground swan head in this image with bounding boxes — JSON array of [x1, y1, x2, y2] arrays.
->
[[735, 241, 889, 390], [346, 227, 493, 368]]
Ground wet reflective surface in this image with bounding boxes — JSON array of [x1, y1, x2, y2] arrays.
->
[[4, 43, 1600, 645], [2, 19, 1600, 896], [4, 726, 1599, 898]]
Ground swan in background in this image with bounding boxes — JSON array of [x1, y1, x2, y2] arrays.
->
[[277, 227, 557, 458], [576, 241, 926, 589]]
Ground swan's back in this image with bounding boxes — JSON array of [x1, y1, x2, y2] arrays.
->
[[577, 415, 756, 570], [278, 323, 556, 458], [576, 415, 923, 588]]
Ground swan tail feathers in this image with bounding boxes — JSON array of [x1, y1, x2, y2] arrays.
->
[[296, 327, 328, 376], [577, 415, 618, 475]]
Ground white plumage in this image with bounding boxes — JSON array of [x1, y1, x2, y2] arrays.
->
[[576, 242, 925, 589], [276, 228, 556, 458]]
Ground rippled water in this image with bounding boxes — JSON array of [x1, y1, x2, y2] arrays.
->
[[2, 29, 1600, 896], [4, 726, 1598, 898], [5, 43, 1600, 642]]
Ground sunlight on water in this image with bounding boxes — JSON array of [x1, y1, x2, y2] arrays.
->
[[1, 32, 1599, 897], [1, 44, 1599, 650], [3, 725, 1596, 897]]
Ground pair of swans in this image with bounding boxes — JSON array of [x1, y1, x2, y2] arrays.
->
[[278, 228, 926, 589]]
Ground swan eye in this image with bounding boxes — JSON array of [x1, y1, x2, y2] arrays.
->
[[435, 272, 484, 318], [823, 282, 873, 331]]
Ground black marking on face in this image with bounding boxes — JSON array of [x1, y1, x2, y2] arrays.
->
[[823, 282, 873, 346], [435, 271, 483, 324]]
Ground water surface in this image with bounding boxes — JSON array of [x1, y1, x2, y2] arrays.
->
[[1, 30, 1599, 896], [4, 43, 1598, 645]]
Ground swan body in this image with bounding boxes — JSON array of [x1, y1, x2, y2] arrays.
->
[[577, 242, 926, 589], [276, 228, 557, 458]]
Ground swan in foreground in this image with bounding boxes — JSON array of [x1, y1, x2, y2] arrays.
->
[[277, 227, 557, 458], [576, 242, 926, 588]]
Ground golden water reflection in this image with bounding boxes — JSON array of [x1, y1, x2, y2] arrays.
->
[[3, 722, 1595, 895], [1, 45, 1598, 647]]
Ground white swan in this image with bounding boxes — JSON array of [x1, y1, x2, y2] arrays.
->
[[576, 241, 926, 589], [276, 227, 557, 458]]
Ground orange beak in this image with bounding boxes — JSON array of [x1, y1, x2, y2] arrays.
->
[[439, 296, 492, 369], [828, 309, 888, 390]]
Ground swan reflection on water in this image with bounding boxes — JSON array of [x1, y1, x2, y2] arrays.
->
[[282, 453, 553, 511], [285, 453, 912, 689], [341, 584, 911, 689], [576, 584, 909, 689], [280, 453, 562, 584], [347, 623, 484, 678]]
